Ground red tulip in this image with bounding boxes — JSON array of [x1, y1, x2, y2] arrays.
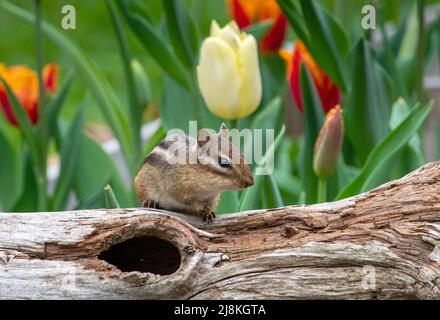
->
[[280, 41, 340, 113], [0, 63, 58, 126], [226, 0, 287, 53]]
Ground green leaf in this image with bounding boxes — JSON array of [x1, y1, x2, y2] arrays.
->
[[262, 174, 284, 208], [0, 132, 24, 210], [345, 38, 394, 163], [161, 75, 198, 131], [389, 18, 408, 57], [131, 59, 152, 112], [238, 125, 285, 211], [163, 0, 199, 68], [244, 97, 282, 168], [277, 0, 309, 42], [161, 75, 222, 131], [0, 1, 133, 169], [78, 183, 109, 210], [260, 55, 287, 104], [299, 64, 324, 204], [244, 20, 274, 41], [107, 0, 142, 156], [117, 0, 190, 88], [143, 124, 166, 156], [74, 135, 131, 209], [299, 0, 349, 91], [322, 9, 349, 58], [257, 125, 286, 175], [104, 184, 121, 209], [12, 152, 38, 212], [389, 97, 424, 166], [51, 97, 87, 211], [121, 0, 155, 23], [334, 157, 359, 197], [216, 191, 239, 214], [272, 169, 302, 202], [47, 70, 75, 141], [397, 2, 419, 63], [237, 175, 262, 212], [378, 19, 410, 101], [251, 96, 282, 130], [337, 102, 433, 200], [275, 138, 296, 174]]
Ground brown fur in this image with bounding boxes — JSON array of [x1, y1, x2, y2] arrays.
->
[[134, 124, 253, 222]]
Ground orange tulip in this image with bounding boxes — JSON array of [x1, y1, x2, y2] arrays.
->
[[226, 0, 287, 53], [0, 63, 58, 126], [280, 41, 340, 114]]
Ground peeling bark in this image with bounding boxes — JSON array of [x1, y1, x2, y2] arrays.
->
[[1, 161, 440, 299]]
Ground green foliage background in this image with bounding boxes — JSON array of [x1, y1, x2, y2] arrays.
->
[[0, 0, 438, 213]]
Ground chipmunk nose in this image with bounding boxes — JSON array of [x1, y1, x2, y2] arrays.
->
[[244, 176, 254, 187]]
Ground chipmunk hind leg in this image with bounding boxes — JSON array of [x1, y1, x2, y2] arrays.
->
[[134, 164, 162, 209]]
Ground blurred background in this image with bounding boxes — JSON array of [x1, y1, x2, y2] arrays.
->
[[0, 0, 439, 213], [0, 0, 231, 122]]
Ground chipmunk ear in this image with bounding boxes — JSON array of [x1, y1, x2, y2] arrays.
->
[[197, 129, 212, 147], [219, 123, 228, 138]]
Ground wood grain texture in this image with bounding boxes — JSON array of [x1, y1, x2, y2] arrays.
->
[[1, 161, 440, 299]]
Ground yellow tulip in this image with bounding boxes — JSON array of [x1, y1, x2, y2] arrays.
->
[[197, 20, 262, 120]]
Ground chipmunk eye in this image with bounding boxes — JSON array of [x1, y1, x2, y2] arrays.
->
[[218, 156, 231, 169]]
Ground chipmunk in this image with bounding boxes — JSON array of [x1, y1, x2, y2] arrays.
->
[[134, 123, 254, 223]]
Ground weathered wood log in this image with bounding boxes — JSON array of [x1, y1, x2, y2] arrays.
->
[[1, 161, 440, 300]]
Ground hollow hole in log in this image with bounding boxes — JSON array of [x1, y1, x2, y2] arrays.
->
[[98, 236, 181, 275]]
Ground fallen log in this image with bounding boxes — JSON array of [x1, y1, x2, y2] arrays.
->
[[1, 161, 440, 299]]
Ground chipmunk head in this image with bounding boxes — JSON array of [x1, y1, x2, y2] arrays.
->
[[197, 123, 254, 191]]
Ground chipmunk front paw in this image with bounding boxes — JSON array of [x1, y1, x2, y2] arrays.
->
[[200, 203, 216, 224], [142, 200, 159, 209], [202, 211, 216, 223]]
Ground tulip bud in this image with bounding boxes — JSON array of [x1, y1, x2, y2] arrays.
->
[[313, 105, 344, 180], [197, 20, 262, 120]]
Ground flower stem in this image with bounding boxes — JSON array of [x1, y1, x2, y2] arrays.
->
[[34, 0, 48, 211], [416, 0, 426, 104], [317, 178, 327, 203], [191, 70, 202, 126], [35, 0, 45, 115], [230, 119, 238, 129]]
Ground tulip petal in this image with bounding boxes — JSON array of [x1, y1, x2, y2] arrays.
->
[[238, 35, 262, 118], [228, 0, 251, 29], [279, 48, 293, 77], [212, 21, 243, 52], [197, 37, 241, 120], [0, 64, 39, 125], [261, 14, 287, 53], [43, 63, 59, 95], [286, 41, 341, 113], [210, 20, 222, 37], [0, 87, 17, 125], [226, 0, 287, 53]]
